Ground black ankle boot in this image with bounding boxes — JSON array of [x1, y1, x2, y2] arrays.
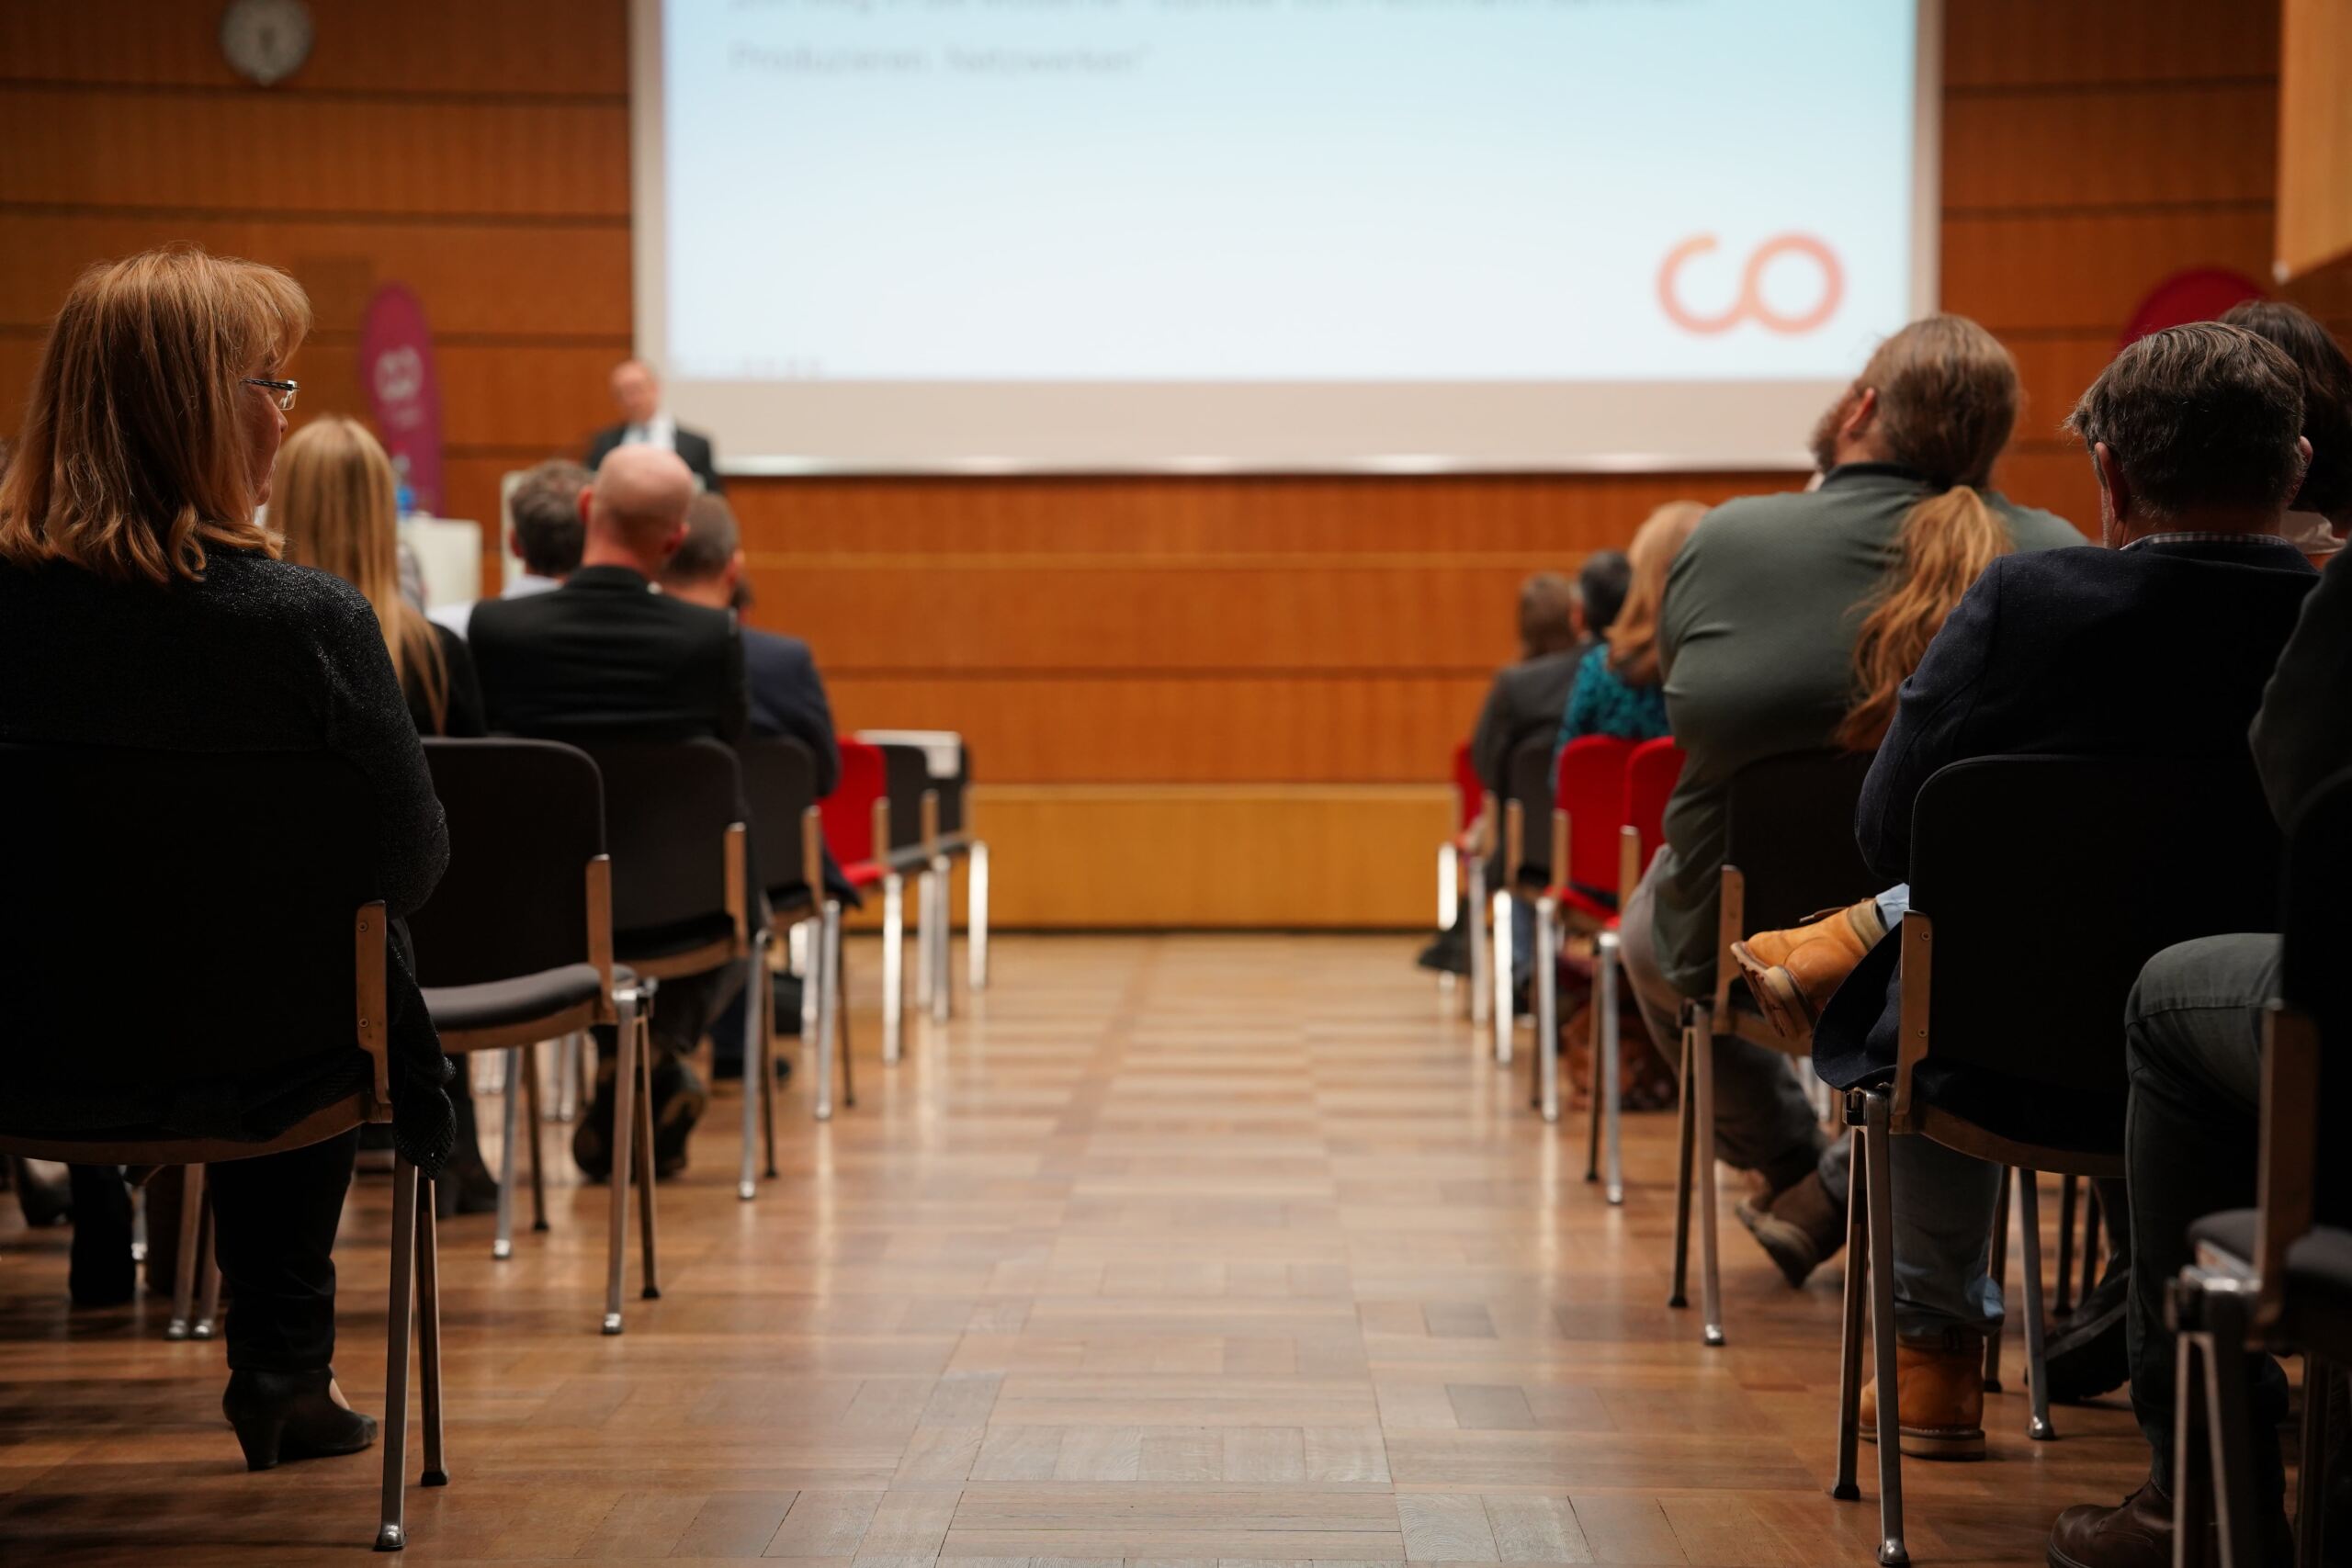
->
[[221, 1369, 378, 1471]]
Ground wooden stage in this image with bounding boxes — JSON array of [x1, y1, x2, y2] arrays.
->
[[0, 935, 2161, 1565]]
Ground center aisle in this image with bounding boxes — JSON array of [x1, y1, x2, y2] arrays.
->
[[0, 936, 2152, 1565]]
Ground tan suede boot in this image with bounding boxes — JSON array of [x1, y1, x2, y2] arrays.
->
[[1729, 897, 1886, 1039], [1857, 1336, 1986, 1460]]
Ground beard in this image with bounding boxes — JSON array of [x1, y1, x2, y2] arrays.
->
[[1809, 387, 1862, 475]]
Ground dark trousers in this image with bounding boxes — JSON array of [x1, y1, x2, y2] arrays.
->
[[206, 1128, 361, 1373], [2124, 933, 2290, 1506], [593, 963, 741, 1070]]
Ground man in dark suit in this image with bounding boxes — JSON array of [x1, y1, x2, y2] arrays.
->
[[469, 445, 745, 1179], [1804, 323, 2318, 1496], [584, 358, 724, 494]]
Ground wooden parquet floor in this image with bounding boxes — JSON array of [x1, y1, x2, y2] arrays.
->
[[0, 935, 2158, 1565]]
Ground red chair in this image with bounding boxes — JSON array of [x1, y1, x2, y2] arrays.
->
[[808, 738, 897, 1116], [1435, 739, 1498, 1026]]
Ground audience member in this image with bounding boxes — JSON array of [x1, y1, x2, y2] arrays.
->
[[2223, 299, 2352, 558], [1614, 315, 2080, 1250], [469, 445, 745, 1179], [585, 359, 723, 493], [660, 491, 852, 1077], [1555, 503, 1703, 750], [1576, 548, 1634, 644], [2044, 315, 2352, 1568], [428, 458, 589, 641], [1801, 323, 2318, 1474], [0, 248, 455, 1466], [272, 414, 502, 1216]]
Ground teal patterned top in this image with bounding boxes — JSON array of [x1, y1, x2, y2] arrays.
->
[[1555, 643, 1671, 750]]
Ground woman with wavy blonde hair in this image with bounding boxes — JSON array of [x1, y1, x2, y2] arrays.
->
[[0, 248, 455, 1470], [273, 416, 482, 738], [1554, 500, 1708, 750]]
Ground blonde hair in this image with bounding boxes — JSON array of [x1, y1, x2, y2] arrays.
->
[[1605, 501, 1710, 687], [1838, 486, 2014, 751], [0, 247, 311, 583], [273, 416, 452, 733]]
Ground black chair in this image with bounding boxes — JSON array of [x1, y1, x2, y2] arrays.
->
[[575, 739, 755, 1334], [1674, 748, 1878, 1348], [862, 729, 992, 1012], [738, 736, 842, 1150], [0, 745, 441, 1552], [870, 740, 940, 1061], [409, 740, 639, 1290], [2172, 764, 2352, 1568], [1833, 756, 2282, 1566]]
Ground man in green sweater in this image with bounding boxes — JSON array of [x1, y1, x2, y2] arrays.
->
[[1616, 314, 2083, 1270]]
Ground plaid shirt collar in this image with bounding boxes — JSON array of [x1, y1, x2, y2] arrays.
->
[[2120, 530, 2294, 552]]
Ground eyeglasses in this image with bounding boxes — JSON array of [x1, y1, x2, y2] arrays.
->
[[244, 377, 299, 412]]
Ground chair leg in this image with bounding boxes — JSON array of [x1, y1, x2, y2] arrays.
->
[[603, 986, 640, 1335], [2175, 1321, 2215, 1566], [2298, 1354, 2331, 1568], [913, 867, 934, 1013], [1599, 932, 1623, 1206], [415, 1177, 446, 1489], [969, 839, 990, 993], [1668, 1005, 1698, 1310], [1860, 1091, 1910, 1566], [194, 1209, 221, 1340], [1584, 938, 1605, 1177], [2018, 1171, 2057, 1440], [881, 872, 905, 1064], [2055, 1172, 2079, 1317], [374, 1156, 419, 1551], [1534, 899, 1560, 1124], [634, 1003, 661, 1301], [931, 852, 954, 1023], [1830, 1110, 1869, 1503], [1984, 1166, 2010, 1393], [761, 942, 780, 1179], [1490, 889, 1514, 1065], [835, 918, 857, 1110], [810, 905, 837, 1122], [1465, 856, 1490, 1025], [1691, 999, 1725, 1348], [168, 1163, 205, 1339], [494, 1046, 520, 1260], [740, 928, 770, 1201], [2198, 1285, 2264, 1568], [523, 1042, 548, 1233], [553, 1030, 578, 1123]]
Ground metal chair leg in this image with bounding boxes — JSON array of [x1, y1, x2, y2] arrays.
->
[[810, 906, 837, 1122], [931, 852, 954, 1022], [168, 1163, 204, 1339], [633, 1003, 661, 1300], [523, 1042, 547, 1233], [1584, 938, 1605, 1177], [1668, 1004, 1699, 1310], [2298, 1353, 2331, 1568], [1534, 898, 1560, 1124], [835, 919, 856, 1110], [881, 873, 905, 1063], [740, 928, 770, 1201], [1830, 1112, 1869, 1503], [494, 1046, 521, 1259], [913, 868, 933, 1013], [1860, 1091, 1910, 1566], [761, 940, 781, 1179], [1490, 888, 1514, 1064], [2175, 1317, 2215, 1563], [1984, 1166, 2010, 1393], [1465, 856, 1490, 1025], [2055, 1172, 2079, 1316], [1692, 999, 1725, 1348], [2018, 1171, 2056, 1440], [2195, 1282, 2264, 1568], [1599, 932, 1623, 1206], [968, 839, 990, 993], [374, 1156, 419, 1551], [416, 1177, 446, 1489], [603, 987, 640, 1335]]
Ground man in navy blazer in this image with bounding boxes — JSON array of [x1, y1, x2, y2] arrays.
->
[[1799, 323, 2320, 1488]]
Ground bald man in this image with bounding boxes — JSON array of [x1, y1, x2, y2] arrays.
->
[[469, 445, 748, 1179], [585, 358, 723, 493]]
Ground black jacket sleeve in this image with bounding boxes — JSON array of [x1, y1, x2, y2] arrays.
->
[[2252, 547, 2352, 827], [312, 585, 450, 917], [774, 639, 842, 797], [1855, 559, 2007, 884]]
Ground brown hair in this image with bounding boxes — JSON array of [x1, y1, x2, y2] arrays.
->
[[2219, 300, 2352, 520], [1838, 486, 2015, 750], [0, 247, 311, 583], [2065, 322, 2307, 519], [273, 416, 452, 733], [1855, 314, 2020, 488], [508, 457, 590, 577], [1606, 501, 1709, 687], [665, 490, 741, 586], [1518, 571, 1580, 658]]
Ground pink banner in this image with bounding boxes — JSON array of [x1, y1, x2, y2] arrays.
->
[[357, 284, 445, 514]]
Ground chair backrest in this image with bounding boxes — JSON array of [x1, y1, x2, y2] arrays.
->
[[410, 739, 604, 989], [1506, 734, 1556, 884], [1451, 740, 1481, 832], [575, 739, 745, 940], [1554, 737, 1638, 893], [822, 738, 888, 865], [938, 739, 970, 838], [1721, 749, 1879, 933], [1907, 754, 2281, 1097], [740, 736, 817, 902], [875, 741, 934, 855], [1623, 739, 1685, 865], [2277, 764, 2352, 1224], [0, 744, 381, 1111]]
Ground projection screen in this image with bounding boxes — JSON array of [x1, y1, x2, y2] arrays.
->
[[628, 0, 1941, 475]]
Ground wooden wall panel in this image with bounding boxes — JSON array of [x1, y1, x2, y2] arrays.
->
[[2278, 0, 2352, 280], [1943, 84, 2276, 211], [1945, 0, 2278, 88]]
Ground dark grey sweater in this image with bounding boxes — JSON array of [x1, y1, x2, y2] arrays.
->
[[0, 549, 454, 1172]]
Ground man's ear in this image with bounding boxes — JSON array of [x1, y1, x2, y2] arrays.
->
[[725, 547, 747, 591], [1842, 386, 1879, 443], [576, 485, 595, 529], [2092, 441, 2131, 522], [662, 518, 689, 558]]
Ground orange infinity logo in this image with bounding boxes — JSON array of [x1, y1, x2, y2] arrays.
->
[[1657, 234, 1845, 334]]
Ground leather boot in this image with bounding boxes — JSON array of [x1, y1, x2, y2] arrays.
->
[[2045, 1477, 2293, 1568], [1735, 1168, 1846, 1288], [1858, 1334, 1986, 1460], [1729, 898, 1886, 1039], [221, 1369, 378, 1472]]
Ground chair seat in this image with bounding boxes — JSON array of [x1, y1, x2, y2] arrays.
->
[[615, 913, 737, 963], [1913, 1061, 2128, 1159], [1554, 886, 1617, 925], [2190, 1211, 2352, 1364], [424, 964, 605, 1035], [841, 859, 888, 889]]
